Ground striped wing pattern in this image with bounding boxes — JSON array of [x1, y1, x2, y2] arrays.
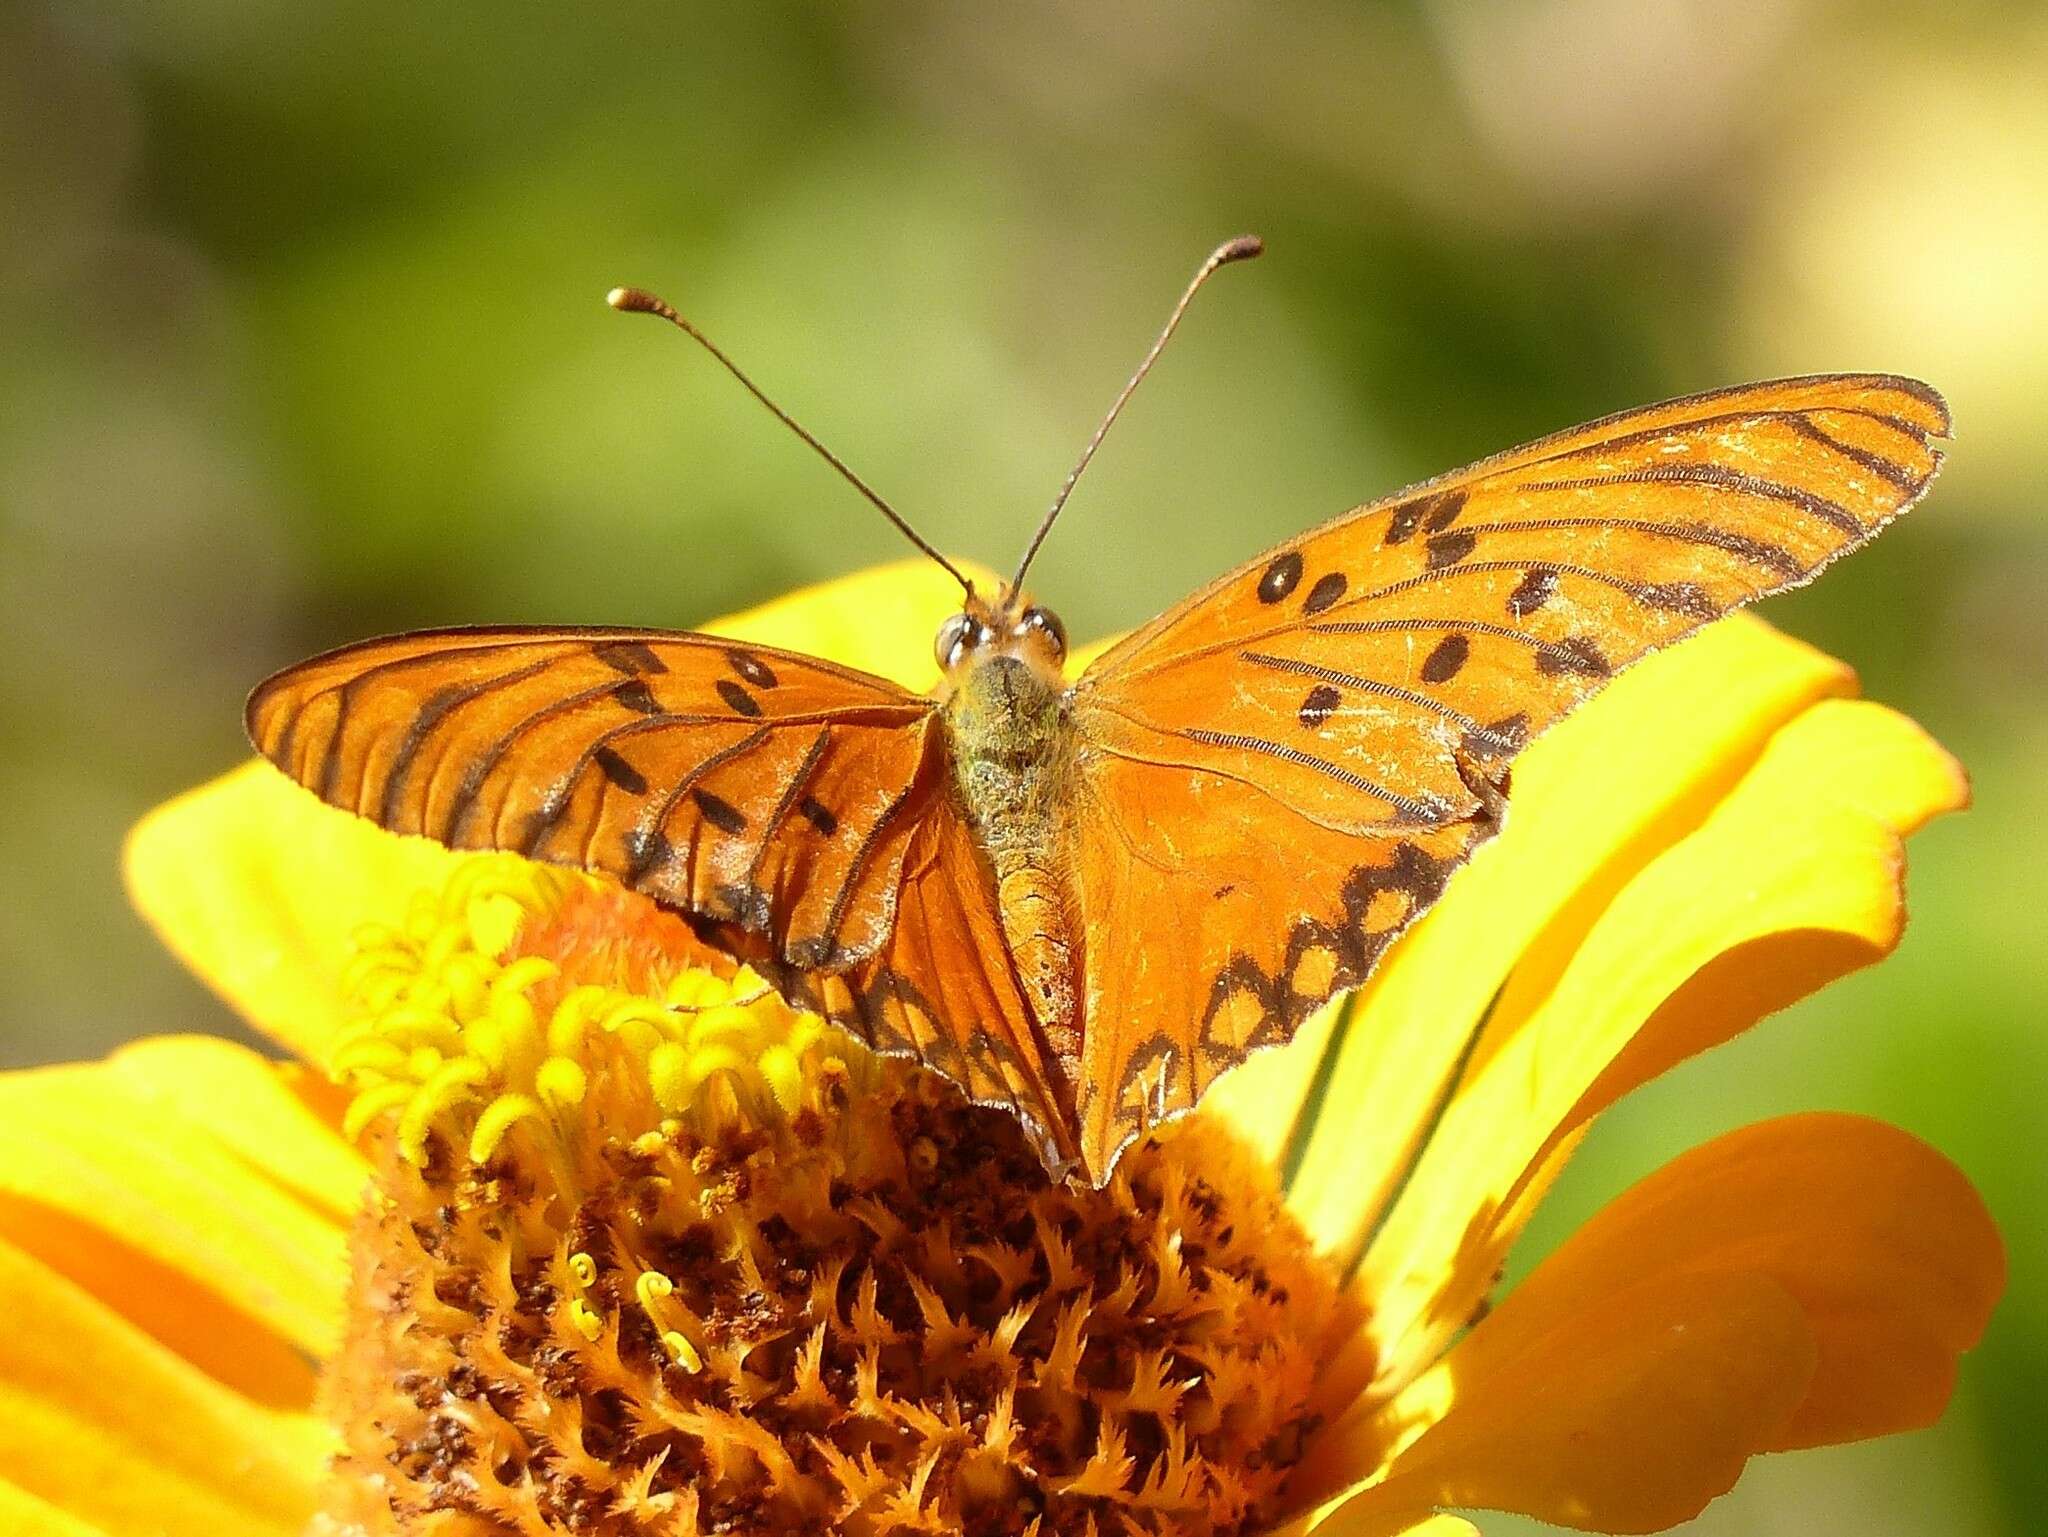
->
[[1064, 375, 1948, 1174], [249, 627, 935, 966], [246, 373, 1948, 1187], [249, 626, 1077, 1167]]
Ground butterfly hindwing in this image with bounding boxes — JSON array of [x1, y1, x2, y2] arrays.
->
[[1065, 374, 1948, 1176]]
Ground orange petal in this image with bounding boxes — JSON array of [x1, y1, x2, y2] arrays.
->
[[702, 555, 1000, 691], [1283, 617, 1853, 1258], [1489, 1114, 2003, 1451], [0, 1236, 326, 1537], [1306, 1270, 1816, 1533], [1350, 694, 1964, 1392], [0, 1044, 351, 1382]]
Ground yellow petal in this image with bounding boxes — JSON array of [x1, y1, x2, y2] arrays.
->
[[1204, 996, 1352, 1172], [124, 759, 463, 1065], [1568, 700, 1967, 1137], [0, 1479, 108, 1537], [1067, 628, 1125, 678], [105, 1036, 367, 1222], [1310, 1269, 1815, 1533], [702, 555, 1000, 691], [1353, 694, 1964, 1392], [1303, 1509, 1479, 1537], [1285, 616, 1852, 1255], [0, 1236, 326, 1537], [1496, 1113, 2002, 1451], [0, 1049, 350, 1377]]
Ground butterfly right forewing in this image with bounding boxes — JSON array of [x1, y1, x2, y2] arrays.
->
[[1062, 374, 1949, 1179]]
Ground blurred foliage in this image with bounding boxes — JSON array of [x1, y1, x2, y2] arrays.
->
[[2, 2, 2041, 1532]]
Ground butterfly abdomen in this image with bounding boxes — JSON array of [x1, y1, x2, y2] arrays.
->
[[942, 654, 1086, 1087]]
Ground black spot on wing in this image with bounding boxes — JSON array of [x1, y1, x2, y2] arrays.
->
[[1423, 493, 1466, 532], [514, 798, 568, 857], [714, 882, 773, 933], [611, 680, 664, 716], [1425, 529, 1480, 569], [726, 648, 779, 689], [716, 680, 764, 719], [1462, 711, 1529, 759], [1258, 551, 1304, 604], [1420, 634, 1469, 683], [692, 789, 748, 835], [625, 829, 675, 882], [593, 641, 667, 675], [1507, 567, 1558, 617], [1386, 488, 1465, 546], [799, 797, 839, 836], [593, 746, 648, 794], [1302, 572, 1348, 615], [1535, 635, 1611, 677], [1638, 580, 1719, 619], [1298, 685, 1340, 729]]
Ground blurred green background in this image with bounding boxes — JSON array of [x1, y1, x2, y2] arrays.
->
[[2, 2, 2040, 1532]]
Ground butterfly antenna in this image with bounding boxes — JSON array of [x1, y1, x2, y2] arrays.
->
[[1009, 234, 1264, 595], [607, 285, 975, 597]]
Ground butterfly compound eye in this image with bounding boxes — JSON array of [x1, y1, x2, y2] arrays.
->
[[1016, 606, 1067, 662], [934, 613, 984, 670]]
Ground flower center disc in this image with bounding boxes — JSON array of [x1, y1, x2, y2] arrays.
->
[[320, 858, 1347, 1536]]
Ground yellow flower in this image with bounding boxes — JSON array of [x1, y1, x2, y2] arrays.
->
[[0, 561, 2002, 1537]]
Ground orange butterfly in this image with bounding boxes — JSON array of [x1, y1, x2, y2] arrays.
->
[[248, 238, 1948, 1186]]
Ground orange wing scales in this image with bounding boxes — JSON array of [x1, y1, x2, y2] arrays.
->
[[251, 629, 933, 965], [1065, 375, 1947, 1177], [248, 626, 1076, 1170], [246, 374, 1948, 1188]]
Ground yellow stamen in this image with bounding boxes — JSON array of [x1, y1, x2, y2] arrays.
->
[[339, 1080, 414, 1142], [535, 1055, 586, 1110], [319, 852, 1346, 1537], [467, 1092, 542, 1164], [663, 1330, 703, 1373]]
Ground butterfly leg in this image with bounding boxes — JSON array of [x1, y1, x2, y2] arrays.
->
[[1452, 743, 1512, 830]]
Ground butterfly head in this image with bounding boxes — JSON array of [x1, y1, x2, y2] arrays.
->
[[934, 591, 1068, 691]]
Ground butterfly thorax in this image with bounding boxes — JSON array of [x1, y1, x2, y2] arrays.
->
[[936, 600, 1085, 1091]]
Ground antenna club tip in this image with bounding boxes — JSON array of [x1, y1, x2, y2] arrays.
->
[[1219, 234, 1265, 264], [607, 285, 664, 314]]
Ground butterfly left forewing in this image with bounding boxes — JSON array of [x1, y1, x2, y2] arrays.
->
[[250, 622, 1083, 1170], [1065, 374, 1948, 1177], [249, 626, 940, 962]]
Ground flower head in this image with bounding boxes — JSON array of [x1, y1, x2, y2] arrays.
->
[[0, 562, 2002, 1537], [321, 853, 1344, 1533]]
